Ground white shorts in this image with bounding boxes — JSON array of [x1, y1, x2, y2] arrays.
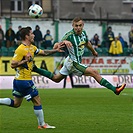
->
[[59, 56, 87, 77]]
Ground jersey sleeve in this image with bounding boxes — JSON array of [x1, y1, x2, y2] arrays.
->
[[61, 33, 69, 41], [33, 45, 43, 55], [12, 48, 25, 61], [61, 31, 73, 41], [83, 30, 89, 42]]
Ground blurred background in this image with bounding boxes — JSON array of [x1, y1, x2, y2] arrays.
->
[[0, 0, 133, 89]]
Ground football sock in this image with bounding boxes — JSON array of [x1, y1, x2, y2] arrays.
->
[[33, 65, 53, 79], [34, 105, 45, 126], [0, 98, 14, 107], [100, 78, 116, 92]]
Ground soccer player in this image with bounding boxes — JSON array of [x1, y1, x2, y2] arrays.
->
[[0, 26, 65, 129], [33, 17, 126, 94]]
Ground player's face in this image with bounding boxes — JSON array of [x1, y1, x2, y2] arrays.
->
[[131, 26, 133, 31], [28, 30, 35, 43], [72, 20, 84, 35]]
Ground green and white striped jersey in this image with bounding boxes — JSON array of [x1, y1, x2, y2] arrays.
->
[[62, 29, 89, 63]]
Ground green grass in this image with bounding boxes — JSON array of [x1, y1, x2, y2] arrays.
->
[[0, 88, 132, 133]]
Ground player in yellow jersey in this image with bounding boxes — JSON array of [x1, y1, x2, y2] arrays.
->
[[0, 26, 66, 129]]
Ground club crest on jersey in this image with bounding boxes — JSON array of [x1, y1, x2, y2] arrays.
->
[[78, 41, 85, 49]]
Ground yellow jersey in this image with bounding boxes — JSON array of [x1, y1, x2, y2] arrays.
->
[[12, 44, 42, 80], [109, 40, 123, 55]]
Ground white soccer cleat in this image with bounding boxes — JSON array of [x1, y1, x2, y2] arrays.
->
[[38, 123, 56, 129]]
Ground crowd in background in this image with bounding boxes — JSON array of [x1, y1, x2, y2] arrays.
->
[[0, 24, 133, 56], [89, 26, 133, 56], [0, 24, 53, 50]]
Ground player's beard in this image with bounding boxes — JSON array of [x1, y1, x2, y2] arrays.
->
[[31, 38, 34, 43]]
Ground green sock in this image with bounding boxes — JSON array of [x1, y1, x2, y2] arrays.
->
[[33, 66, 53, 79], [100, 78, 116, 92]]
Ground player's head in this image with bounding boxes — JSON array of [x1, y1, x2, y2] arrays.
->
[[35, 25, 40, 30], [131, 25, 133, 31], [72, 17, 84, 35], [20, 26, 35, 43], [18, 25, 22, 30], [107, 26, 112, 31], [115, 36, 119, 41]]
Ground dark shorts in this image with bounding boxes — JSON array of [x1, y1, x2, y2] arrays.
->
[[13, 79, 38, 101]]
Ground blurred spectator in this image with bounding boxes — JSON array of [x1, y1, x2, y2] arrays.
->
[[0, 25, 4, 48], [16, 25, 22, 45], [128, 25, 133, 48], [5, 25, 16, 48], [90, 33, 101, 48], [33, 25, 43, 48], [103, 26, 115, 49], [109, 36, 123, 56], [43, 29, 53, 49], [118, 33, 127, 49]]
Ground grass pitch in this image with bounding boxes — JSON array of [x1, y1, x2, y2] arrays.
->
[[0, 88, 132, 133]]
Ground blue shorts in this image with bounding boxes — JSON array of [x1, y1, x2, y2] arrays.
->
[[12, 79, 38, 101]]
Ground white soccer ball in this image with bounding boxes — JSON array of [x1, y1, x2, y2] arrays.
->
[[28, 4, 43, 18]]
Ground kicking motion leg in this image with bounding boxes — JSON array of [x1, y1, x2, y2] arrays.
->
[[84, 67, 126, 95], [32, 65, 54, 79], [32, 64, 65, 83], [0, 97, 23, 107], [0, 98, 14, 107]]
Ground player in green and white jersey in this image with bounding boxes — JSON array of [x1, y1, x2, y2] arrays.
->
[[33, 17, 126, 95]]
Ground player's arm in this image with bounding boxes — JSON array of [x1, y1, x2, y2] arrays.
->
[[53, 40, 72, 49], [39, 42, 65, 56], [11, 52, 31, 68], [85, 41, 98, 56], [11, 60, 29, 69]]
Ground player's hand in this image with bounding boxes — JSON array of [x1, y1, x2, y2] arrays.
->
[[53, 42, 65, 52], [25, 52, 32, 61], [62, 40, 72, 49]]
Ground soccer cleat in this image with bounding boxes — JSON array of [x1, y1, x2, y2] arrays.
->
[[38, 123, 56, 129], [115, 83, 126, 95]]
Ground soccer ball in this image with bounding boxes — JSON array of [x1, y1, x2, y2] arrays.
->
[[28, 4, 43, 18]]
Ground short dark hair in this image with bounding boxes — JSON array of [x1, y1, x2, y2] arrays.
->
[[18, 25, 22, 28], [20, 26, 32, 40], [107, 26, 112, 30], [35, 25, 40, 29], [72, 17, 82, 23], [26, 26, 32, 31]]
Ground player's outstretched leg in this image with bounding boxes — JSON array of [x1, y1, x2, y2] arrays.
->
[[32, 65, 53, 79], [115, 84, 126, 95], [0, 98, 14, 107], [99, 78, 126, 95], [0, 97, 23, 107], [84, 67, 126, 95]]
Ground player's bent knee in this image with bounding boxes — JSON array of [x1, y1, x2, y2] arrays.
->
[[93, 69, 99, 75], [53, 79, 60, 83], [52, 76, 61, 83], [13, 103, 21, 108]]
